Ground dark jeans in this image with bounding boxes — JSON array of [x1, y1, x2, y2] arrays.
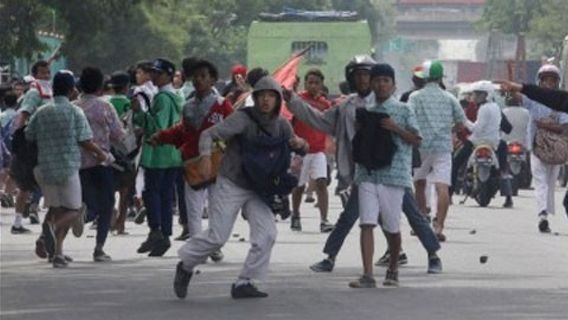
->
[[80, 166, 115, 246], [323, 186, 359, 257], [143, 168, 177, 237], [323, 186, 440, 258], [176, 168, 188, 226], [452, 140, 512, 197], [402, 188, 440, 254]]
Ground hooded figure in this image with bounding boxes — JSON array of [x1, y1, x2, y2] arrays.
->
[[175, 76, 306, 300]]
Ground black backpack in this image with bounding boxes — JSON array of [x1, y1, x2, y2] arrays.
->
[[352, 108, 396, 172], [239, 108, 297, 215]]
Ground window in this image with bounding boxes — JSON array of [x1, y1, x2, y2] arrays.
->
[[291, 41, 328, 65]]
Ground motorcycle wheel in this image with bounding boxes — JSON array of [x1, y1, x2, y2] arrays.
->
[[476, 181, 495, 207]]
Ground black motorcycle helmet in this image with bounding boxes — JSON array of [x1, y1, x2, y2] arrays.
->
[[344, 54, 376, 91]]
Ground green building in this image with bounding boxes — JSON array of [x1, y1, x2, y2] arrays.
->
[[247, 19, 372, 94]]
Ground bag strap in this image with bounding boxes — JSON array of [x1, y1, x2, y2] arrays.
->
[[240, 108, 272, 137]]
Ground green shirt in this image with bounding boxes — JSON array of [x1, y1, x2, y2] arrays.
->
[[133, 87, 183, 168], [109, 94, 131, 117], [354, 97, 420, 189], [25, 96, 93, 184], [408, 83, 465, 154]]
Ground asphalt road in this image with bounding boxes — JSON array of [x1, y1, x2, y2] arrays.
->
[[1, 186, 567, 320]]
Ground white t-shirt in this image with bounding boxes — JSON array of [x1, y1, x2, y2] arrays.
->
[[466, 101, 501, 148], [502, 106, 529, 145]]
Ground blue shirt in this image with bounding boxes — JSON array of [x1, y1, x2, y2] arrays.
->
[[355, 97, 420, 189]]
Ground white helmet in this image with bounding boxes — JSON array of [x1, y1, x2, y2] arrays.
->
[[471, 80, 497, 95], [537, 64, 561, 80]]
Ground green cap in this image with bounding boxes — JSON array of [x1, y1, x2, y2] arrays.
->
[[422, 60, 444, 80]]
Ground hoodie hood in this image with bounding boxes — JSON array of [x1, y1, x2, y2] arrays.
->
[[252, 76, 283, 118]]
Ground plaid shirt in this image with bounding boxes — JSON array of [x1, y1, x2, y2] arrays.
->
[[408, 83, 465, 153], [26, 96, 93, 184], [355, 97, 420, 189]]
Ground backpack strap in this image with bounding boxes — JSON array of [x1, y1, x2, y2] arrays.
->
[[240, 108, 272, 137]]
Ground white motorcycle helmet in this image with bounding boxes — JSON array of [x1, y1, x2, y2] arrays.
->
[[536, 64, 561, 85], [471, 80, 498, 102]]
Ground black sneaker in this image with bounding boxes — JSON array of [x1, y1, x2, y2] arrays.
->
[[309, 259, 334, 272], [320, 221, 335, 233], [503, 197, 513, 208], [173, 261, 193, 299], [93, 250, 112, 262], [375, 251, 408, 267], [11, 225, 32, 234], [383, 269, 399, 287], [29, 212, 40, 225], [538, 219, 551, 233], [231, 283, 268, 299], [427, 255, 443, 274], [52, 255, 68, 268], [42, 222, 56, 257], [148, 237, 171, 257], [305, 196, 316, 203], [290, 217, 302, 231], [174, 228, 190, 241], [137, 230, 162, 254], [48, 254, 73, 263]]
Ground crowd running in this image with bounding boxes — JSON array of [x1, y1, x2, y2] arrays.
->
[[1, 54, 568, 298]]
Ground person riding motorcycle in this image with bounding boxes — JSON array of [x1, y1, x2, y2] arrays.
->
[[451, 81, 514, 208]]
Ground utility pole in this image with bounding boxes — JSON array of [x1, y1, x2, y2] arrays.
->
[[563, 34, 568, 90]]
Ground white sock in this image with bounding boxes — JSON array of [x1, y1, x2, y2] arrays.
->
[[13, 213, 23, 227]]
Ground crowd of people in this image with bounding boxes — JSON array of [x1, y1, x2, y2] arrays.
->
[[1, 53, 567, 298]]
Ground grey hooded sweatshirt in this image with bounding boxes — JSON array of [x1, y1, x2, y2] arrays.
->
[[199, 76, 294, 190], [287, 91, 375, 187]]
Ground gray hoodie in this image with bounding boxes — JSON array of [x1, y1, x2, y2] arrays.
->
[[287, 91, 375, 187], [199, 76, 294, 189]]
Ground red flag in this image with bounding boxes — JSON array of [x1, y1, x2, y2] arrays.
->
[[272, 49, 309, 120], [232, 48, 308, 119]]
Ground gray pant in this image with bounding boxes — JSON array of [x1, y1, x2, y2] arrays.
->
[[178, 176, 277, 280]]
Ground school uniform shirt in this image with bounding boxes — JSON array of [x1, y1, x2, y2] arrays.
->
[[292, 91, 331, 154], [465, 101, 501, 149], [408, 82, 465, 154], [157, 91, 233, 161], [132, 81, 158, 112], [354, 97, 420, 189], [25, 96, 93, 184]]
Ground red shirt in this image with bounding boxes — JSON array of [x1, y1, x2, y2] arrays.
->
[[157, 98, 233, 160], [293, 91, 331, 153]]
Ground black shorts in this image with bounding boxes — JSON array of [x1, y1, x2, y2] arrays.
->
[[9, 156, 38, 192]]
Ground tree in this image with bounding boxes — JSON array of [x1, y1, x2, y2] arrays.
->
[[0, 0, 47, 61], [529, 0, 568, 58]]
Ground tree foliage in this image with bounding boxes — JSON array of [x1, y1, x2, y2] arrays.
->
[[479, 0, 568, 58], [0, 0, 392, 74]]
